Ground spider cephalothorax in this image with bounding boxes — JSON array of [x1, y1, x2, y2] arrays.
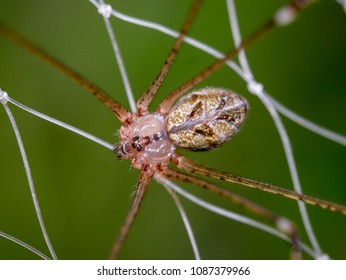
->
[[115, 113, 176, 171]]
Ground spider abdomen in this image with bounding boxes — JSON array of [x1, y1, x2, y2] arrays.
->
[[166, 88, 248, 151]]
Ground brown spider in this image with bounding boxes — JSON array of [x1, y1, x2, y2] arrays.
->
[[1, 0, 346, 260]]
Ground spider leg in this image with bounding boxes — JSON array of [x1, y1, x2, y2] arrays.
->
[[157, 23, 276, 115], [0, 22, 130, 122], [172, 153, 346, 216], [136, 0, 202, 116], [157, 0, 313, 115], [108, 169, 153, 259], [161, 166, 301, 259]]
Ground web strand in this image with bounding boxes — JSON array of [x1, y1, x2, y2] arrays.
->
[[1, 95, 57, 260], [225, 0, 324, 258]]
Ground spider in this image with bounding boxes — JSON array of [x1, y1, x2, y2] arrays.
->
[[0, 0, 346, 259]]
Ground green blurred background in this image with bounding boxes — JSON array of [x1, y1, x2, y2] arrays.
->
[[0, 0, 345, 259]]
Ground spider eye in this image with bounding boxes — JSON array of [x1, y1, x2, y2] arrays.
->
[[133, 135, 139, 141], [131, 143, 136, 148], [136, 145, 142, 151]]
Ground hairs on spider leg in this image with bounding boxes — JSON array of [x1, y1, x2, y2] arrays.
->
[[159, 167, 302, 259]]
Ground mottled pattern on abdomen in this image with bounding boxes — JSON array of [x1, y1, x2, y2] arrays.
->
[[166, 88, 248, 150]]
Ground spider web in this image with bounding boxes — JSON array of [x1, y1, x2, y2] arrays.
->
[[0, 0, 345, 259]]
